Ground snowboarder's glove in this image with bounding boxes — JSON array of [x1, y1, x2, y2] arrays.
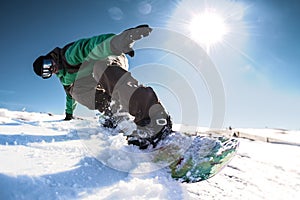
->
[[110, 24, 152, 57], [64, 113, 74, 121]]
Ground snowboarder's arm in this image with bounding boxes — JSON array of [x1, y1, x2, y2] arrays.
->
[[65, 93, 77, 115], [64, 25, 152, 65], [62, 85, 77, 118], [64, 34, 116, 65]]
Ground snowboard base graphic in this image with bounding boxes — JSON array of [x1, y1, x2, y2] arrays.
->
[[153, 132, 239, 183]]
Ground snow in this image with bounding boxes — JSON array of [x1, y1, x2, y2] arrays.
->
[[0, 108, 299, 199]]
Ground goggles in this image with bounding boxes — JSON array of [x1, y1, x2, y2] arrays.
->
[[42, 59, 53, 79]]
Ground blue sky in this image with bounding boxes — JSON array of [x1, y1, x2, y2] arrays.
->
[[0, 0, 299, 129]]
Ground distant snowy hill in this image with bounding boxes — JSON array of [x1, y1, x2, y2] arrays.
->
[[0, 108, 299, 199]]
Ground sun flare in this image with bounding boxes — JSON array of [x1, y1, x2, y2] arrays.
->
[[189, 11, 229, 48]]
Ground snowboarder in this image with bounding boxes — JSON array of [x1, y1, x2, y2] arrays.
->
[[33, 25, 172, 149]]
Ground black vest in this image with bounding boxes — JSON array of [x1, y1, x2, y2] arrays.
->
[[47, 42, 81, 74]]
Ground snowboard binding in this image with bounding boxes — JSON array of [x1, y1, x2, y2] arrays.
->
[[99, 100, 173, 149], [127, 114, 173, 149]]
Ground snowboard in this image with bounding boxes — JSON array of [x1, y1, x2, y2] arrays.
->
[[80, 120, 239, 183], [152, 132, 239, 183]]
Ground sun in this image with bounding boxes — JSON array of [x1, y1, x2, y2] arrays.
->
[[189, 10, 229, 49]]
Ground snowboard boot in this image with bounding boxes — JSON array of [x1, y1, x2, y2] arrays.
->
[[101, 109, 117, 129], [102, 109, 134, 131], [127, 105, 173, 149], [95, 84, 117, 129], [99, 99, 132, 130]]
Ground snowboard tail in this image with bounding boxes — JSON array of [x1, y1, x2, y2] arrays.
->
[[154, 133, 239, 183]]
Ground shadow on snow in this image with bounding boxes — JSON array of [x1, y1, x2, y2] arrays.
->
[[0, 156, 186, 200], [0, 134, 80, 146], [0, 157, 128, 199]]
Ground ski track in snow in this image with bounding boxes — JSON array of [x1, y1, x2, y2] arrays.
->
[[0, 108, 299, 200]]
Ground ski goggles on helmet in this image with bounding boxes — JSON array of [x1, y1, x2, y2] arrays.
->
[[42, 59, 53, 79]]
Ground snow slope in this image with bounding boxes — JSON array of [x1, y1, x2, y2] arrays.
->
[[0, 108, 299, 199]]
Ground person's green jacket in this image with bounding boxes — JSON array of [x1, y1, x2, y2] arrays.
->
[[50, 33, 116, 115]]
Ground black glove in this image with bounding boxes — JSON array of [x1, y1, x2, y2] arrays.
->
[[64, 113, 74, 121], [110, 24, 152, 57]]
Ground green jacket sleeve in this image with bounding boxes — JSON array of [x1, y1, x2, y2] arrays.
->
[[65, 93, 77, 115], [55, 72, 77, 115], [64, 33, 116, 65]]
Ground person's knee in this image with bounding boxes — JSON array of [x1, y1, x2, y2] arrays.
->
[[129, 86, 159, 122]]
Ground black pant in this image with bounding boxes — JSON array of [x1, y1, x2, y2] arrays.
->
[[70, 60, 167, 127]]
